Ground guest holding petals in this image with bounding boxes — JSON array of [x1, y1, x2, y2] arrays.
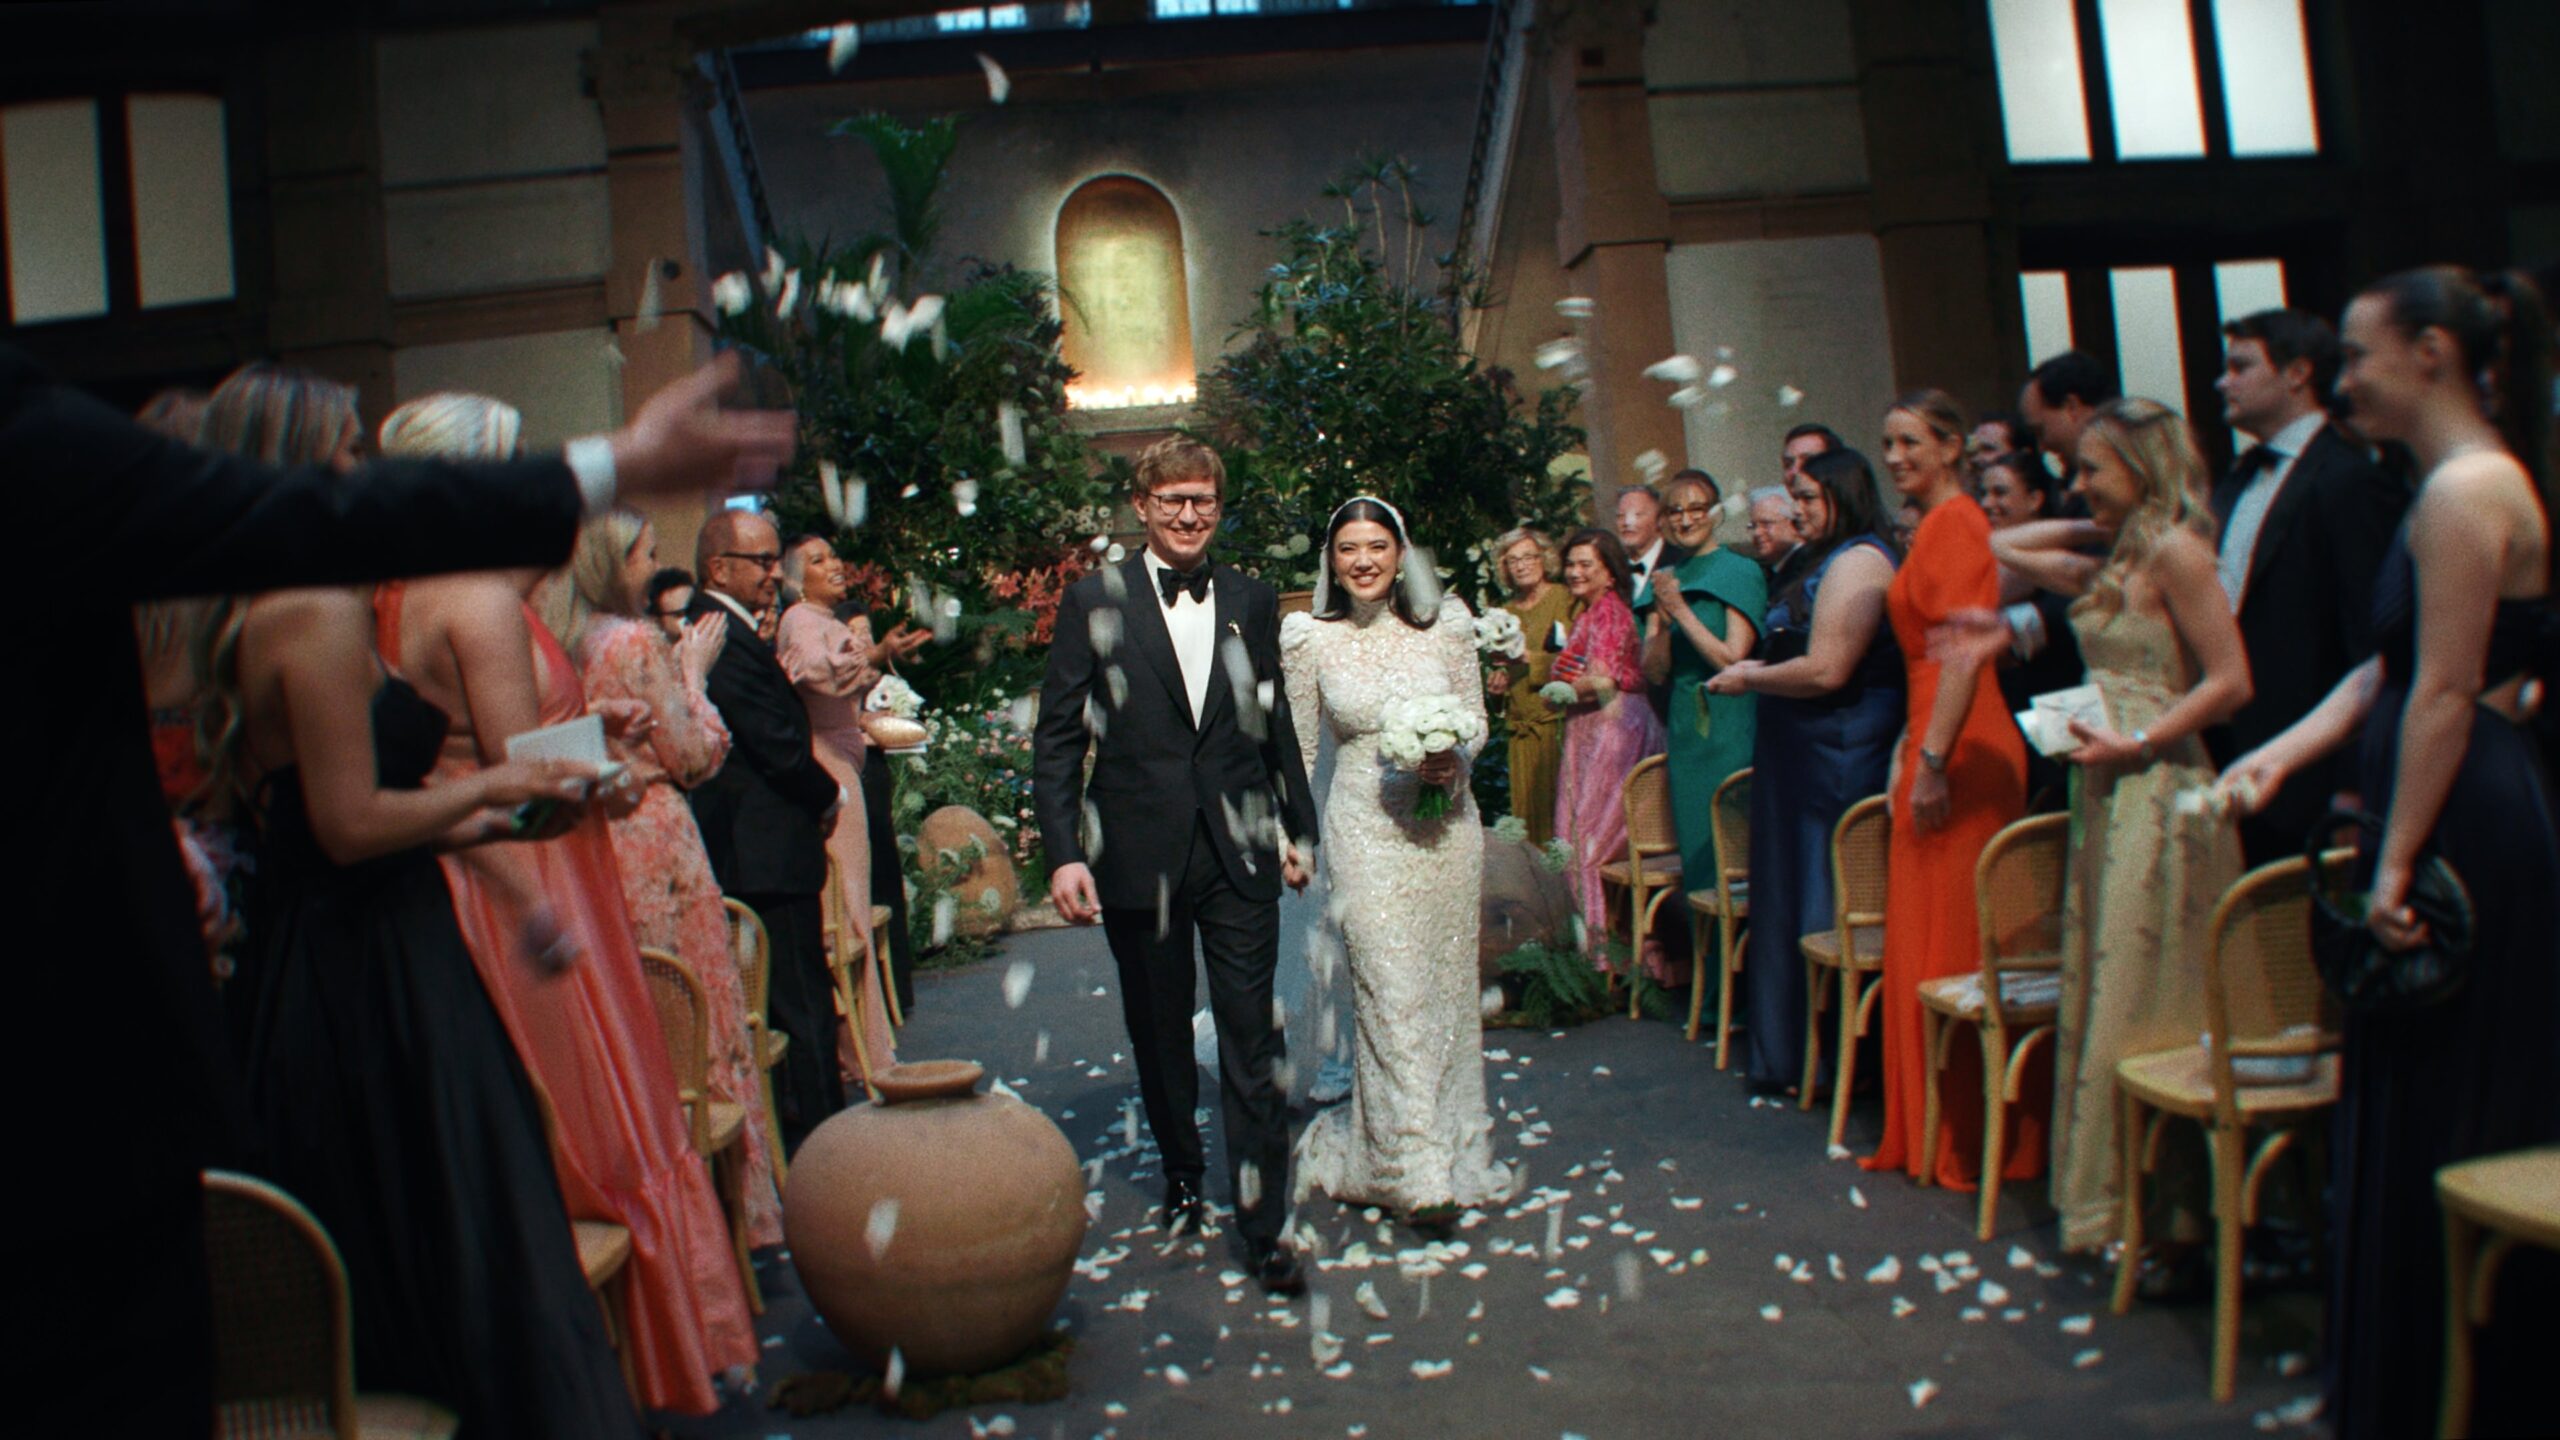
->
[[1488, 527, 1578, 844], [1550, 528, 1667, 977]]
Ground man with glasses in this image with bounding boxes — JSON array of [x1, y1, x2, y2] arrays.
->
[[686, 507, 848, 1151], [1034, 436, 1318, 1296]]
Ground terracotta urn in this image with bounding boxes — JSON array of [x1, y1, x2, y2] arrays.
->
[[1480, 832, 1576, 983], [783, 1060, 1087, 1376], [915, 805, 1020, 937]]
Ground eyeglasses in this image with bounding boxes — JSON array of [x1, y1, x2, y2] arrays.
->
[[1664, 504, 1717, 520], [1145, 492, 1222, 516], [716, 551, 783, 570]]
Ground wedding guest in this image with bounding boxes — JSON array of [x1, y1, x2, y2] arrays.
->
[[855, 607, 931, 1016], [1551, 529, 1667, 977], [12, 337, 790, 1437], [1618, 484, 1683, 588], [554, 508, 785, 1252], [2206, 308, 2407, 865], [378, 393, 757, 1415], [1960, 398, 2250, 1261], [1863, 391, 2030, 1187], [1642, 471, 1763, 910], [1981, 448, 2085, 811], [2221, 266, 2558, 1440], [1488, 527, 1578, 844], [777, 532, 899, 1083], [1968, 411, 2027, 480], [1783, 423, 1842, 487], [133, 388, 215, 807], [1709, 449, 1902, 1094], [648, 566, 697, 643], [686, 507, 850, 1150], [2018, 350, 2120, 479], [1745, 486, 1804, 577]]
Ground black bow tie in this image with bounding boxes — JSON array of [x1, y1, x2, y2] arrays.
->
[[2232, 444, 2280, 483], [1158, 563, 1212, 606]]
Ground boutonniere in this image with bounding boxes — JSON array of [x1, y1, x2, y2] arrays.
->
[[1226, 620, 1242, 637]]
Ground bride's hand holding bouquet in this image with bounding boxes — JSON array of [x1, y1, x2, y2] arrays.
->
[[1379, 693, 1484, 820]]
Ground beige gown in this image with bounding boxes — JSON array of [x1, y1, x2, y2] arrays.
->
[[776, 601, 898, 1083]]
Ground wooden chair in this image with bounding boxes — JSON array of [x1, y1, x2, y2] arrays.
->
[[1800, 795, 1890, 1150], [2437, 1147, 2560, 1437], [637, 945, 764, 1316], [1684, 766, 1752, 1059], [2109, 850, 2352, 1401], [724, 897, 790, 1189], [523, 1078, 637, 1401], [203, 1170, 459, 1440], [872, 902, 903, 1028], [821, 855, 882, 1097], [1919, 811, 2067, 1238], [1598, 754, 1683, 1017]]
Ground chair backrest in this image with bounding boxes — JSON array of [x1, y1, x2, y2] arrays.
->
[[1622, 754, 1678, 858], [1709, 767, 1751, 901], [724, 897, 771, 1029], [1973, 812, 2068, 1023], [2202, 849, 2351, 1118], [636, 946, 713, 1153], [204, 1170, 356, 1440], [1831, 794, 1892, 937]]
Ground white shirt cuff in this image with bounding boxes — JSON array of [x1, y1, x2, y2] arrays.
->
[[565, 435, 618, 517], [2003, 601, 2048, 660]]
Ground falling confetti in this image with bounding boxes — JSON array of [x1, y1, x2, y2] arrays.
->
[[1979, 1280, 2011, 1306], [1355, 1282, 1389, 1321], [1002, 960, 1034, 1009], [997, 400, 1026, 467], [1533, 338, 1583, 372], [1409, 1359, 1453, 1380], [1908, 1378, 1940, 1409], [1707, 363, 1739, 388], [1778, 384, 1806, 408], [1632, 450, 1669, 484], [1555, 297, 1595, 319], [2073, 1349, 2104, 1369], [1759, 1304, 1783, 1322], [711, 272, 750, 316], [976, 51, 1011, 103], [865, 1198, 899, 1259], [1849, 1186, 1868, 1209], [774, 268, 801, 319], [1866, 1256, 1902, 1284], [2059, 1314, 2094, 1335], [636, 259, 664, 333], [1890, 1295, 1917, 1318], [825, 23, 861, 71], [1668, 385, 1708, 410], [1614, 1252, 1643, 1301], [1163, 1364, 1191, 1387], [883, 1346, 906, 1399], [1643, 355, 1704, 384], [1544, 1287, 1582, 1311]]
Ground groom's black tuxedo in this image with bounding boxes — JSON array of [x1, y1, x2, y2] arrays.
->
[[1035, 552, 1317, 1245]]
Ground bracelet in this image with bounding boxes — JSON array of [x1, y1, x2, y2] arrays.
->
[[2134, 729, 2155, 764], [1920, 746, 1948, 773]]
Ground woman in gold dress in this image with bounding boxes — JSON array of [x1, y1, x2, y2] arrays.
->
[[1488, 528, 1580, 843]]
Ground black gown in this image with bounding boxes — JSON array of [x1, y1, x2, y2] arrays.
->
[[239, 674, 639, 1438], [2326, 534, 2560, 1439]]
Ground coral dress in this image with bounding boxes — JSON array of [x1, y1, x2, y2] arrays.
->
[[776, 601, 898, 1083], [576, 614, 783, 1248], [378, 585, 756, 1415], [1864, 496, 2032, 1186], [1553, 588, 1668, 975]]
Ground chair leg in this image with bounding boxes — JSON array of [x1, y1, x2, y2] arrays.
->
[[1714, 917, 1741, 1070], [1685, 912, 1710, 1041], [2441, 1209, 2479, 1439], [1976, 1027, 2009, 1242], [1828, 970, 1862, 1151], [1799, 958, 1826, 1110], [1918, 1011, 1946, 1189], [1628, 879, 1647, 1020], [871, 914, 906, 1029], [2110, 1092, 2148, 1315], [2210, 1125, 2244, 1402], [758, 1043, 791, 1189], [720, 1144, 764, 1316]]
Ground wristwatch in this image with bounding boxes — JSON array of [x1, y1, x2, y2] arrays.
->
[[2132, 729, 2156, 763], [1920, 746, 1948, 773]]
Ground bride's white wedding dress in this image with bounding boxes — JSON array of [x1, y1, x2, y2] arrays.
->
[[1283, 593, 1513, 1212]]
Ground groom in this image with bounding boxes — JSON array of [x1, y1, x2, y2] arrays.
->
[[1034, 436, 1319, 1294]]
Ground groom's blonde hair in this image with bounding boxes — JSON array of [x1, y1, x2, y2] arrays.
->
[[1132, 435, 1226, 500]]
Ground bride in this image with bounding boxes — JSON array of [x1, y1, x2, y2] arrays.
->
[[1283, 496, 1514, 1229]]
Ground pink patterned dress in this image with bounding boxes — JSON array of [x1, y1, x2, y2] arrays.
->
[[776, 601, 898, 1084], [577, 615, 783, 1248], [1552, 588, 1668, 974]]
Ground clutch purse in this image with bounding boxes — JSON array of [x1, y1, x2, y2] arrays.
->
[[2305, 808, 2474, 1014], [862, 714, 929, 751]]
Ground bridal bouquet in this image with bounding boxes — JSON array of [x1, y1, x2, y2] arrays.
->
[[1472, 608, 1526, 661], [867, 675, 923, 719], [1378, 693, 1485, 821]]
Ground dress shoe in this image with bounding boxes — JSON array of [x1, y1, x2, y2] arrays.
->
[[1161, 1181, 1208, 1238], [1250, 1242, 1306, 1297]]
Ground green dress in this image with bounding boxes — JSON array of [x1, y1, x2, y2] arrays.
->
[[1501, 584, 1580, 845], [1643, 548, 1765, 879]]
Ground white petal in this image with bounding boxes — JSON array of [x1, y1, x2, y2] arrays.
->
[[1632, 449, 1669, 482], [775, 269, 800, 319], [997, 400, 1026, 467], [1708, 363, 1739, 388], [817, 460, 847, 526], [710, 272, 751, 316], [976, 51, 1011, 103], [1643, 354, 1704, 384], [761, 247, 785, 294], [1554, 296, 1594, 318], [1002, 959, 1034, 1009], [1778, 384, 1807, 408], [636, 259, 663, 333], [865, 1197, 899, 1259], [1908, 1378, 1939, 1409], [826, 23, 860, 72]]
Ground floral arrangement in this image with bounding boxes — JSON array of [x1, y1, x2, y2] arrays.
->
[[1472, 607, 1526, 661], [1377, 693, 1485, 821], [894, 698, 1045, 885], [867, 675, 924, 719]]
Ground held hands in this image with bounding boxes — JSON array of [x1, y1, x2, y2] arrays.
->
[[607, 353, 798, 500], [674, 613, 727, 688], [1928, 609, 2016, 670], [1282, 843, 1312, 893], [2064, 719, 2146, 768], [1050, 861, 1103, 925]]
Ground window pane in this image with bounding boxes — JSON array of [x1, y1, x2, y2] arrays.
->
[[1989, 0, 2093, 163], [127, 95, 235, 309], [2, 100, 109, 325], [1152, 0, 1212, 16], [2212, 259, 2288, 325], [2110, 266, 2189, 408], [2021, 270, 2076, 363], [2098, 0, 2207, 159], [2211, 0, 2319, 156]]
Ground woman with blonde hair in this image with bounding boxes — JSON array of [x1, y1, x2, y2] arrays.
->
[[1942, 396, 2251, 1254], [1487, 526, 1577, 843], [558, 506, 789, 1249], [375, 392, 758, 1413]]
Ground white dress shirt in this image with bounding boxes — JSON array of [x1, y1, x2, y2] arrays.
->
[[2217, 409, 2328, 607], [1631, 538, 1667, 582], [704, 587, 849, 816], [1143, 548, 1216, 724]]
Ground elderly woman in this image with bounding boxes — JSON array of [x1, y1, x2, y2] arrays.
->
[[1551, 528, 1667, 975], [1488, 526, 1579, 843], [1641, 471, 1764, 900]]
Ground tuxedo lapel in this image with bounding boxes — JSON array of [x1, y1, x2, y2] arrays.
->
[[1198, 566, 1243, 736], [2240, 428, 2337, 615], [1119, 554, 1193, 729]]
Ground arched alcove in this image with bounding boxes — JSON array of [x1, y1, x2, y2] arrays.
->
[[1054, 174, 1196, 408]]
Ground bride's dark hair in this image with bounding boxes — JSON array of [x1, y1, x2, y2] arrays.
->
[[1312, 497, 1438, 629]]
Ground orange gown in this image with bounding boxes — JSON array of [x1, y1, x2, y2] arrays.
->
[[1862, 496, 2039, 1188], [378, 585, 757, 1415]]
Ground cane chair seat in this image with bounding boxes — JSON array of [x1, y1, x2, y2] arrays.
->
[[1918, 967, 2063, 1021], [2438, 1148, 2560, 1436]]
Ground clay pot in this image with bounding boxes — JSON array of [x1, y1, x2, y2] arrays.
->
[[916, 805, 1020, 937], [1479, 833, 1576, 983], [782, 1060, 1087, 1376]]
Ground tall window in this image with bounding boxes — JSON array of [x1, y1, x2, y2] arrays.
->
[[1, 92, 235, 326], [2018, 258, 2292, 426], [1055, 175, 1196, 409], [1988, 0, 2319, 164]]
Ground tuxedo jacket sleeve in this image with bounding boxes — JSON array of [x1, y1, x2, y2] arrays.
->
[[1033, 579, 1100, 876], [5, 344, 580, 601], [1257, 584, 1319, 852]]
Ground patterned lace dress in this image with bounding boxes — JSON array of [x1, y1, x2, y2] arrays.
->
[[1283, 595, 1515, 1211]]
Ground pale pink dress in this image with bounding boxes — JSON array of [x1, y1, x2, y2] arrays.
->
[[576, 614, 783, 1248], [1553, 589, 1670, 976], [776, 601, 898, 1083]]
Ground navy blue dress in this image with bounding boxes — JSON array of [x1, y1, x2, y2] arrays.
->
[[1742, 536, 1905, 1089], [240, 675, 640, 1439], [2326, 534, 2560, 1439]]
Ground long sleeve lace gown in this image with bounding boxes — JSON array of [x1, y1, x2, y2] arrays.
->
[[1283, 594, 1514, 1212]]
